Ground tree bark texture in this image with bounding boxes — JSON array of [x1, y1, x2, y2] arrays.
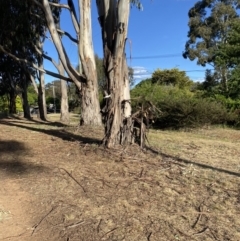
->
[[37, 56, 47, 121], [22, 73, 31, 119], [59, 62, 70, 123], [9, 90, 17, 114], [96, 0, 133, 147], [78, 0, 102, 126]]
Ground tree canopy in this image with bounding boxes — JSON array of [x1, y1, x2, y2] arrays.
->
[[183, 0, 240, 92], [183, 0, 240, 66], [151, 68, 193, 89]]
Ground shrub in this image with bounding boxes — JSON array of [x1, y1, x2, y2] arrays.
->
[[131, 83, 238, 129]]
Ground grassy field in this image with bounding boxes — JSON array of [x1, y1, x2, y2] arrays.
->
[[0, 114, 239, 241]]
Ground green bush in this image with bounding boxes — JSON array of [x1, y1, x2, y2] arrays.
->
[[156, 96, 237, 129], [131, 82, 238, 129], [0, 95, 8, 113]]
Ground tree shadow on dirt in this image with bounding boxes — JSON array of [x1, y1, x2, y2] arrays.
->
[[146, 146, 240, 177], [0, 140, 49, 177], [0, 114, 68, 127], [0, 120, 101, 144]]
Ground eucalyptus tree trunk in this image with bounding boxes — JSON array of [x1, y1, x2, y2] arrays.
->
[[78, 0, 102, 126], [7, 73, 17, 114], [59, 62, 69, 123], [56, 18, 70, 123], [37, 56, 47, 120], [9, 90, 17, 114], [96, 0, 133, 147]]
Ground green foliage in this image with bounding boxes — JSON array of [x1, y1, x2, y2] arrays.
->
[[215, 18, 240, 67], [0, 95, 8, 113], [184, 0, 239, 66], [213, 94, 240, 111], [131, 67, 239, 129], [0, 95, 23, 113], [157, 96, 236, 129], [194, 69, 220, 96], [183, 0, 240, 92], [151, 68, 193, 89], [228, 66, 240, 99], [27, 85, 38, 106], [16, 96, 23, 112]]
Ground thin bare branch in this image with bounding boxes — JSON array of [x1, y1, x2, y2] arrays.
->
[[57, 29, 78, 43], [0, 45, 72, 82], [67, 0, 80, 34], [42, 53, 59, 70]]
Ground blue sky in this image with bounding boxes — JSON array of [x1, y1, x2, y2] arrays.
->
[[44, 0, 209, 84]]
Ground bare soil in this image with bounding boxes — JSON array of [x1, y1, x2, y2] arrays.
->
[[0, 115, 239, 241]]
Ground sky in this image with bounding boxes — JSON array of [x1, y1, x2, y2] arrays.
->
[[43, 0, 209, 85]]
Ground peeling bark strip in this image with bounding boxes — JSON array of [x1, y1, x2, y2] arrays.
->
[[96, 0, 133, 147]]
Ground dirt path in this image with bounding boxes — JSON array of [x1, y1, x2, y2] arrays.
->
[[0, 116, 240, 241]]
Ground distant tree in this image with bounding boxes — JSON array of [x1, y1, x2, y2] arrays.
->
[[183, 0, 240, 92], [151, 68, 193, 89], [227, 66, 240, 99], [200, 69, 219, 94]]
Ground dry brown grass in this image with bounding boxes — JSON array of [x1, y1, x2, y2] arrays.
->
[[0, 114, 239, 241]]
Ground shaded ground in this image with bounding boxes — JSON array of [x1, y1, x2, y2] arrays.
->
[[0, 115, 239, 241]]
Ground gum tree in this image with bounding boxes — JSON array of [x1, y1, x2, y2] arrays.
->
[[34, 0, 141, 147], [33, 0, 102, 125], [183, 0, 240, 92], [96, 0, 141, 147]]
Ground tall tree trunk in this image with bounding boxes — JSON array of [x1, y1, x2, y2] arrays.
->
[[37, 71, 47, 120], [9, 90, 17, 114], [22, 74, 31, 119], [59, 62, 69, 123], [37, 42, 47, 121], [80, 81, 102, 125], [56, 17, 70, 124], [96, 0, 133, 147], [78, 0, 102, 126]]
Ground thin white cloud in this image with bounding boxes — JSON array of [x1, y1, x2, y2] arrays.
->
[[133, 66, 148, 74], [134, 74, 151, 79], [132, 66, 151, 80]]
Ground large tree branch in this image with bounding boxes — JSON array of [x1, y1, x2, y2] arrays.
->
[[42, 0, 84, 89], [0, 45, 72, 82]]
